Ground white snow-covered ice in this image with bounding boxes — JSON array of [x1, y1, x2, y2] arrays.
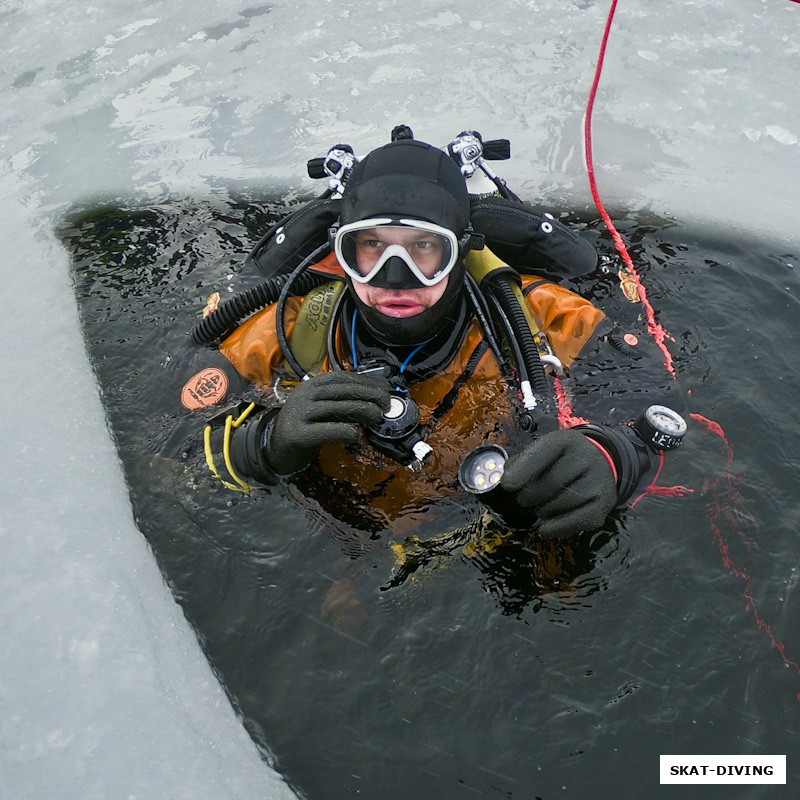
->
[[2, 0, 798, 797]]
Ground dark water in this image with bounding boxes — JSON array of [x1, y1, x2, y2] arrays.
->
[[59, 195, 800, 800]]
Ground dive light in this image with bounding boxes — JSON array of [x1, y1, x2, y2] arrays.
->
[[458, 444, 533, 530], [458, 404, 687, 530], [458, 444, 507, 495]]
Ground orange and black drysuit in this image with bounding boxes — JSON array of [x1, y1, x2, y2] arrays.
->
[[179, 247, 680, 533]]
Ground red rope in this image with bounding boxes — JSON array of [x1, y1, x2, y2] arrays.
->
[[584, 1, 800, 698], [553, 375, 589, 428], [690, 415, 800, 695], [583, 0, 676, 377]]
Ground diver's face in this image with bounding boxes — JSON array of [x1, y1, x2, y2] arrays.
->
[[349, 225, 450, 317], [350, 276, 449, 318], [352, 225, 448, 282]]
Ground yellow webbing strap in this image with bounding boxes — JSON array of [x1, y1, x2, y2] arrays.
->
[[203, 402, 257, 492], [284, 280, 345, 376]]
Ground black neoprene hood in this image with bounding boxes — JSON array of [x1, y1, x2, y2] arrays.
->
[[338, 138, 471, 348], [339, 139, 471, 234]]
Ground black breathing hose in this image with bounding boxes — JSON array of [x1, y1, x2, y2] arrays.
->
[[275, 243, 335, 379], [464, 273, 509, 374], [191, 258, 332, 346], [484, 276, 549, 399], [486, 291, 531, 388]]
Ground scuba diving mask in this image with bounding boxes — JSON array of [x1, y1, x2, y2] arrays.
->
[[334, 217, 461, 290]]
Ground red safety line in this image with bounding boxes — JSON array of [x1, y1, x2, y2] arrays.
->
[[583, 0, 676, 377], [584, 1, 800, 698], [553, 375, 589, 428], [691, 415, 800, 695]]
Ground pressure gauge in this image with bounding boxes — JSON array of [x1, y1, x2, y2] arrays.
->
[[632, 405, 687, 451]]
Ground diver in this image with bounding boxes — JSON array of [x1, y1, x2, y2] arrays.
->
[[180, 130, 687, 540]]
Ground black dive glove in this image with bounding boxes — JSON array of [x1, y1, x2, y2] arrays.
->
[[500, 428, 621, 537], [237, 371, 393, 479]]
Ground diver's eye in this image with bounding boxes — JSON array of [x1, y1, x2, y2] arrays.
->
[[356, 236, 383, 249], [411, 238, 443, 254]]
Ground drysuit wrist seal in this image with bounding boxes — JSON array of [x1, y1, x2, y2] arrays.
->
[[228, 407, 283, 485], [573, 423, 656, 506]]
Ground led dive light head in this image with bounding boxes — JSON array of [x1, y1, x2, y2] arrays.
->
[[458, 444, 508, 494], [459, 444, 534, 530]]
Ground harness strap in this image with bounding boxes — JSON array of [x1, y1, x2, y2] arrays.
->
[[284, 279, 345, 375]]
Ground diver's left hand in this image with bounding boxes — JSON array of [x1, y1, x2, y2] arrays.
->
[[500, 429, 617, 537]]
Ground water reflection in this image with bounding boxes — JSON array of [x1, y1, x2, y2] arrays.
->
[[60, 196, 800, 799], [385, 515, 620, 617]]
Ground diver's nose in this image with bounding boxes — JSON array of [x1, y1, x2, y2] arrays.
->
[[382, 255, 413, 287], [377, 255, 425, 289]]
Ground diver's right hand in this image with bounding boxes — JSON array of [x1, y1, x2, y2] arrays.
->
[[264, 371, 393, 475]]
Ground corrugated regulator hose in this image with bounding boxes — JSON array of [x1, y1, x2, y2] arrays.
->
[[484, 274, 549, 401], [191, 266, 331, 346]]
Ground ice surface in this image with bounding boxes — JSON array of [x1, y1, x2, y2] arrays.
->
[[0, 152, 297, 800], [1, 0, 798, 797]]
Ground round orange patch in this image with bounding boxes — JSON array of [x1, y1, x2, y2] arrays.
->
[[623, 333, 639, 347], [181, 367, 229, 410]]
